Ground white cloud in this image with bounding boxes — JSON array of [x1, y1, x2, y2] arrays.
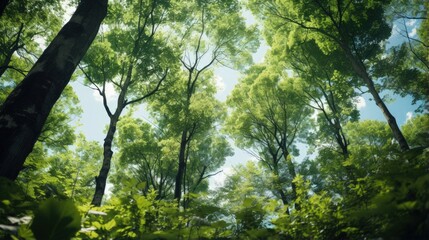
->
[[406, 111, 413, 122], [354, 96, 366, 110], [92, 82, 118, 102], [213, 75, 225, 92]]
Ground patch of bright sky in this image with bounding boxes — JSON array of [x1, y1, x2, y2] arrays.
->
[[389, 18, 419, 46], [68, 7, 421, 190]]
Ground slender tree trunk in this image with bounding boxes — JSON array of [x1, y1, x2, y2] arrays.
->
[[91, 114, 120, 206], [91, 64, 131, 206], [344, 48, 410, 151], [365, 77, 409, 151], [0, 0, 107, 180], [278, 189, 288, 205], [174, 130, 188, 201]]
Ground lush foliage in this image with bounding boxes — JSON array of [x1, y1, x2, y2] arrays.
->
[[0, 0, 427, 239]]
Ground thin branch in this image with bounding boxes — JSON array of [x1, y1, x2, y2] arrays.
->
[[78, 64, 113, 117], [124, 68, 168, 106], [202, 170, 223, 180]]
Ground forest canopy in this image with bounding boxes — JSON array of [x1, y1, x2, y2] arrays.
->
[[0, 0, 428, 239]]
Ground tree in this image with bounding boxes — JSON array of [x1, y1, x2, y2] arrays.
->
[[0, 0, 108, 180], [153, 0, 257, 202], [226, 64, 311, 210], [402, 114, 429, 147], [275, 39, 361, 192], [277, 39, 359, 158], [79, 0, 173, 206], [149, 69, 232, 204], [114, 115, 176, 199], [215, 161, 274, 238], [18, 135, 101, 203], [248, 0, 410, 150]]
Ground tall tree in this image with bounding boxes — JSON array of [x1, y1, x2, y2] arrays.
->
[[80, 0, 172, 206], [277, 40, 360, 189], [226, 65, 311, 209], [0, 0, 107, 180], [248, 0, 410, 150], [14, 86, 83, 198], [157, 0, 257, 202], [280, 40, 358, 158], [149, 69, 232, 204]]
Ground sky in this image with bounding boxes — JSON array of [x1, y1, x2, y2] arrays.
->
[[68, 9, 421, 190]]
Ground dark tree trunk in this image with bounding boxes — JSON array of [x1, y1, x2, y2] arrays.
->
[[90, 64, 132, 206], [344, 47, 410, 151], [0, 0, 107, 180], [174, 130, 188, 201], [91, 114, 120, 206], [0, 0, 9, 17], [273, 163, 288, 206]]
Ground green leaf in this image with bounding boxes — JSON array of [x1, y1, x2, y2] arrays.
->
[[31, 198, 81, 240], [17, 225, 35, 240], [242, 198, 254, 208], [104, 219, 116, 231]]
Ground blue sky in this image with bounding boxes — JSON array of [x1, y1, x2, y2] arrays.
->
[[69, 12, 421, 189]]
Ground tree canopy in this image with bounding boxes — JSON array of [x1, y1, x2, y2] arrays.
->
[[0, 0, 427, 239]]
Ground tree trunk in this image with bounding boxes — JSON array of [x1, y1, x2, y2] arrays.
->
[[0, 0, 107, 180], [91, 64, 131, 206], [344, 47, 410, 151], [272, 159, 288, 206], [285, 153, 299, 210], [174, 130, 188, 201], [0, 0, 9, 17], [275, 170, 288, 206], [91, 114, 120, 206]]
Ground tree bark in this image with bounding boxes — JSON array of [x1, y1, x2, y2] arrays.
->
[[90, 63, 133, 206], [91, 113, 120, 206], [0, 0, 107, 180], [0, 0, 9, 17], [343, 47, 410, 151], [174, 129, 188, 201]]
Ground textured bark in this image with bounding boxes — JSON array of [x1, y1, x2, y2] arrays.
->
[[0, 0, 9, 17], [91, 64, 132, 206], [91, 114, 120, 206], [343, 47, 410, 151], [174, 130, 188, 201], [0, 0, 107, 180]]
